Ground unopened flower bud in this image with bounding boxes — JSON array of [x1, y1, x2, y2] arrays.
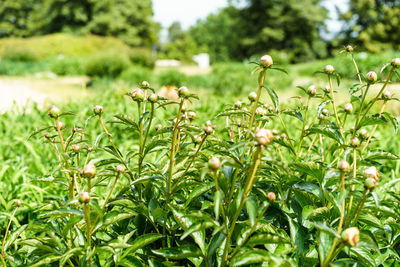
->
[[319, 114, 325, 120], [188, 111, 197, 120], [194, 135, 203, 144], [260, 55, 273, 67], [267, 192, 276, 202], [181, 104, 187, 112], [234, 101, 242, 109], [359, 129, 368, 139], [78, 192, 90, 204], [322, 109, 329, 116], [338, 160, 350, 173], [181, 113, 188, 120], [281, 133, 287, 139], [363, 166, 379, 181], [48, 105, 61, 118], [350, 137, 360, 147], [15, 199, 23, 207], [383, 90, 392, 99], [44, 132, 50, 139], [365, 71, 377, 84], [255, 128, 273, 146], [148, 93, 158, 103], [73, 145, 81, 152], [341, 227, 359, 247], [307, 85, 317, 96], [141, 81, 150, 88], [324, 65, 335, 74], [344, 103, 353, 114], [204, 126, 213, 135], [93, 105, 104, 115], [255, 107, 265, 116], [178, 86, 190, 98], [155, 124, 162, 131], [131, 88, 145, 101], [56, 121, 65, 129], [205, 120, 212, 127], [364, 177, 377, 190], [272, 129, 279, 135], [391, 58, 400, 68], [208, 157, 221, 170], [82, 163, 96, 178], [324, 85, 330, 93], [345, 45, 353, 53], [116, 164, 125, 173], [248, 92, 257, 102]]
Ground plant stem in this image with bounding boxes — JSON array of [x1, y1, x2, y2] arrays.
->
[[296, 95, 311, 157], [55, 118, 66, 153], [277, 112, 296, 156], [1, 207, 18, 261], [361, 101, 387, 153], [84, 203, 92, 267], [246, 69, 266, 138], [351, 53, 363, 84], [352, 189, 368, 226], [328, 75, 345, 143], [346, 149, 357, 227]]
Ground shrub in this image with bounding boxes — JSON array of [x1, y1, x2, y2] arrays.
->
[[119, 66, 153, 85], [158, 69, 187, 87], [49, 56, 84, 76], [84, 51, 131, 78], [1, 48, 37, 62], [129, 47, 155, 69], [210, 63, 254, 94]]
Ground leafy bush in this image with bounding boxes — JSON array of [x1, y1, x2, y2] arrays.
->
[[49, 56, 84, 76], [119, 66, 154, 85], [1, 48, 37, 62], [210, 63, 255, 94], [158, 69, 187, 87], [2, 52, 400, 266], [84, 51, 131, 78], [129, 48, 155, 69]]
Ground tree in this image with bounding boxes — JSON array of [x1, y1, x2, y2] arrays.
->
[[341, 0, 400, 52]]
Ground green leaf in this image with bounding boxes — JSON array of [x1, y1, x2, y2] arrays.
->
[[358, 214, 383, 229], [151, 246, 202, 260], [359, 114, 388, 128], [310, 222, 341, 238], [365, 150, 400, 161], [290, 162, 324, 182], [214, 190, 222, 219], [383, 112, 399, 134], [124, 233, 163, 255], [246, 196, 257, 227], [207, 232, 225, 259], [4, 224, 28, 252], [30, 255, 62, 267], [264, 86, 279, 109], [28, 126, 53, 139], [247, 233, 288, 245], [112, 114, 139, 130], [60, 248, 84, 266], [185, 182, 214, 207], [351, 247, 376, 267], [230, 249, 270, 266], [306, 126, 343, 144]]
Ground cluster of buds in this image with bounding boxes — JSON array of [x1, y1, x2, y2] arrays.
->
[[248, 92, 257, 102], [178, 86, 190, 98], [78, 192, 90, 204], [255, 128, 273, 146], [204, 122, 214, 135], [93, 105, 104, 115], [365, 71, 377, 84], [208, 157, 221, 170], [363, 166, 379, 190], [48, 105, 61, 118], [344, 103, 353, 114], [307, 85, 317, 96], [131, 88, 145, 102], [324, 65, 335, 74], [82, 163, 96, 178], [341, 227, 359, 247], [260, 55, 273, 67]]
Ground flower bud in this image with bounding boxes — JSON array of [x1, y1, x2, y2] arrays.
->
[[359, 129, 369, 139], [383, 90, 392, 99], [272, 129, 279, 135], [155, 124, 162, 131], [178, 86, 190, 98], [281, 133, 287, 139], [234, 101, 242, 109], [322, 109, 329, 116], [205, 120, 212, 127], [255, 107, 265, 116], [363, 166, 379, 181], [88, 147, 93, 152], [345, 45, 353, 53], [78, 192, 90, 204], [344, 103, 353, 114], [82, 163, 96, 178], [204, 126, 214, 135], [255, 128, 273, 146], [93, 105, 104, 115], [15, 199, 23, 207], [48, 105, 61, 118], [56, 121, 65, 129], [181, 113, 188, 121], [141, 81, 150, 88], [116, 164, 125, 173], [324, 65, 335, 74], [73, 145, 81, 152], [391, 58, 400, 68], [148, 93, 158, 103], [188, 111, 197, 121], [319, 114, 325, 120], [364, 177, 377, 190], [44, 132, 50, 139], [194, 135, 203, 144], [323, 85, 330, 93], [341, 227, 359, 247], [365, 71, 377, 84], [267, 192, 276, 202], [307, 85, 317, 96], [208, 157, 221, 170], [260, 55, 273, 67], [181, 104, 187, 112], [338, 160, 350, 173], [131, 88, 145, 101], [350, 137, 360, 147], [248, 92, 257, 102]]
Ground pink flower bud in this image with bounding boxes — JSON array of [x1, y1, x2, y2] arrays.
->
[[208, 157, 221, 170], [281, 133, 287, 139], [341, 227, 359, 247], [359, 129, 368, 139], [365, 71, 377, 84], [345, 45, 353, 53], [307, 85, 317, 96], [350, 137, 360, 147], [188, 111, 197, 120], [260, 55, 273, 67], [383, 90, 392, 99], [255, 107, 265, 116], [148, 93, 158, 103], [248, 92, 257, 102], [323, 85, 330, 93], [205, 120, 212, 127], [272, 129, 279, 135], [116, 164, 125, 173], [73, 145, 81, 152], [234, 101, 242, 109], [131, 88, 145, 101], [15, 199, 23, 207], [344, 103, 353, 114], [204, 126, 214, 135], [267, 192, 276, 202], [338, 160, 350, 172], [181, 104, 187, 112], [363, 166, 379, 181], [364, 177, 376, 190], [322, 109, 329, 116], [141, 81, 150, 88], [48, 105, 61, 118], [178, 86, 190, 98], [93, 105, 104, 115], [391, 58, 400, 68], [78, 191, 90, 204], [44, 132, 50, 138], [82, 163, 96, 178], [324, 65, 335, 74], [255, 128, 273, 146]]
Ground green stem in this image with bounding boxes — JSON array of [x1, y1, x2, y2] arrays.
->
[[246, 70, 267, 138], [353, 84, 370, 135], [296, 95, 311, 158], [352, 189, 368, 226], [346, 149, 357, 227], [277, 112, 296, 156], [361, 102, 387, 153], [351, 53, 363, 84], [328, 75, 345, 143], [84, 203, 92, 267], [1, 207, 18, 261]]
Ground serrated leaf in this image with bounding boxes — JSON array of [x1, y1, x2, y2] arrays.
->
[[359, 114, 388, 128], [383, 112, 399, 134]]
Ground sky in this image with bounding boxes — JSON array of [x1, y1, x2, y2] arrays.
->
[[153, 0, 349, 36]]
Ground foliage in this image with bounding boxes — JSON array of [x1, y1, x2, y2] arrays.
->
[[129, 48, 155, 69], [1, 48, 37, 62], [341, 0, 400, 53], [157, 69, 187, 87], [119, 66, 154, 85], [84, 51, 131, 78], [1, 50, 400, 266]]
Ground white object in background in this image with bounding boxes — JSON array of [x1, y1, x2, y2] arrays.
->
[[155, 59, 181, 67], [192, 53, 210, 69]]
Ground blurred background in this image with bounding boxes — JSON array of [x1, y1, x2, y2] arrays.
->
[[0, 0, 399, 111]]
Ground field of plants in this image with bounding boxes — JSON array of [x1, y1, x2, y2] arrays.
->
[[2, 42, 400, 267]]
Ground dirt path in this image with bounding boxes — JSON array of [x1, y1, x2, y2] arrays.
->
[[0, 76, 92, 113]]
